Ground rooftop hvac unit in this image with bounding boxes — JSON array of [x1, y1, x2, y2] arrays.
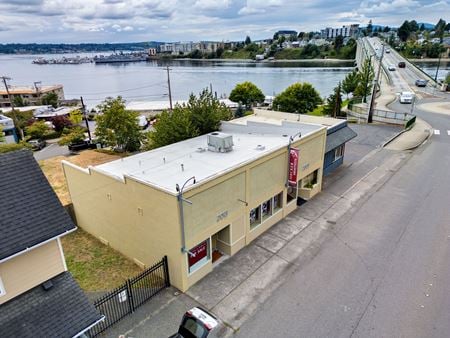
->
[[207, 132, 233, 153]]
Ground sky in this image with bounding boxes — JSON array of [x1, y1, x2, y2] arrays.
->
[[0, 0, 447, 43]]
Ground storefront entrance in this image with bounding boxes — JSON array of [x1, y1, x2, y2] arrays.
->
[[211, 225, 231, 265]]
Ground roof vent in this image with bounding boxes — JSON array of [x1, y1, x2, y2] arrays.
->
[[255, 145, 265, 151], [207, 132, 233, 153], [42, 280, 54, 291]]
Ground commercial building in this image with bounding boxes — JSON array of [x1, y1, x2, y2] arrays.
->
[[0, 84, 65, 108], [0, 150, 103, 337], [237, 109, 357, 176], [63, 119, 328, 291], [321, 24, 360, 39]]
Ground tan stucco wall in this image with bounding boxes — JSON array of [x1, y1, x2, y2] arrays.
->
[[63, 127, 326, 292], [0, 239, 65, 305], [63, 164, 186, 290]]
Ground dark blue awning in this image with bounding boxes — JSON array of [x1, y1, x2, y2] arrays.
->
[[325, 126, 357, 153]]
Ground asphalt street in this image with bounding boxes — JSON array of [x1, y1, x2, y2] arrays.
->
[[236, 40, 450, 338]]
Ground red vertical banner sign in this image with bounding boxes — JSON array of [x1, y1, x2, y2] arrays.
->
[[288, 148, 299, 187]]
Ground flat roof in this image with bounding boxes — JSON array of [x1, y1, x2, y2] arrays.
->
[[240, 109, 346, 128], [126, 99, 238, 112], [93, 121, 324, 194], [0, 85, 63, 95]]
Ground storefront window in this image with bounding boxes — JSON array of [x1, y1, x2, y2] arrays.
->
[[249, 206, 261, 229], [188, 240, 210, 274], [262, 199, 272, 220], [301, 170, 318, 189], [273, 192, 282, 212], [287, 186, 297, 203]]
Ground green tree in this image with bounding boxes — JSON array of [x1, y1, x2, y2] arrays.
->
[[342, 70, 359, 97], [398, 20, 411, 41], [41, 92, 59, 108], [334, 35, 344, 51], [25, 120, 49, 139], [0, 125, 4, 143], [58, 126, 86, 146], [354, 59, 375, 102], [229, 82, 265, 108], [272, 82, 323, 114], [69, 109, 83, 124], [435, 18, 447, 42], [323, 83, 343, 118], [13, 95, 26, 107], [245, 35, 252, 45], [95, 96, 142, 152], [186, 89, 232, 135], [146, 89, 232, 149], [145, 108, 197, 149]]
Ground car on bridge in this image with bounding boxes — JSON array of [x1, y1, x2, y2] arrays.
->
[[398, 61, 406, 68], [415, 79, 428, 87], [388, 65, 396, 71], [399, 91, 414, 104]]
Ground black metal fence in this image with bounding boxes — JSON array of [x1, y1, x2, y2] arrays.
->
[[88, 256, 170, 337]]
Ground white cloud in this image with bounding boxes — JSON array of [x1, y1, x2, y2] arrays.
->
[[357, 0, 420, 15], [238, 0, 283, 16], [194, 0, 232, 10]]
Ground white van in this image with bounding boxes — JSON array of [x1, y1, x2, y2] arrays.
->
[[399, 91, 414, 104]]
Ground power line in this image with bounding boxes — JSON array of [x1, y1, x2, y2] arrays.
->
[[80, 81, 167, 96]]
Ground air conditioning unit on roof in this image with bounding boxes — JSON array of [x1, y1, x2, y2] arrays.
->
[[207, 132, 233, 153]]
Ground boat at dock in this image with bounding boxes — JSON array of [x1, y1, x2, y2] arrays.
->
[[94, 52, 147, 64]]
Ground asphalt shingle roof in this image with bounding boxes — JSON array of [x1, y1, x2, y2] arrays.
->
[[0, 150, 76, 261], [325, 125, 357, 153], [0, 272, 103, 338]]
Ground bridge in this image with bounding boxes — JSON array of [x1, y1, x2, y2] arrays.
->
[[351, 37, 448, 125]]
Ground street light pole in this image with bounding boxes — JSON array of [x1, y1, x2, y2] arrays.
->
[[176, 176, 196, 253], [363, 54, 374, 103], [368, 44, 384, 123]]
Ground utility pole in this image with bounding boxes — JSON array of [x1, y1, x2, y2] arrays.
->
[[166, 66, 173, 111], [434, 51, 442, 83], [1, 76, 24, 140], [80, 96, 92, 142], [368, 44, 384, 123]]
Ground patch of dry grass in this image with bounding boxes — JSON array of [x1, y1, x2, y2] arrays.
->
[[40, 150, 121, 206], [61, 229, 142, 291]]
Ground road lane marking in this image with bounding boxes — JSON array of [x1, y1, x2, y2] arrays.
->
[[448, 130, 450, 136], [434, 130, 440, 135]]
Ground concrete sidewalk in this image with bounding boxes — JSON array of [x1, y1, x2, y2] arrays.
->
[[384, 117, 432, 151]]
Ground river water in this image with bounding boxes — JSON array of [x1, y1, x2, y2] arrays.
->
[[0, 54, 447, 109]]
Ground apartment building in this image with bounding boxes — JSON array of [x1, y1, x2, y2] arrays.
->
[[0, 84, 65, 108], [321, 24, 360, 39]]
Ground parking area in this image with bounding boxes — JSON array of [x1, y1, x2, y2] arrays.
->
[[343, 123, 401, 164]]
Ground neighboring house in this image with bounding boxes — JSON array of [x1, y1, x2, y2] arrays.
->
[[63, 119, 328, 292], [0, 150, 103, 337], [243, 109, 357, 176], [0, 85, 65, 108], [0, 114, 18, 144]]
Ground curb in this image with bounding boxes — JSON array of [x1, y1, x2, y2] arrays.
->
[[382, 122, 432, 150]]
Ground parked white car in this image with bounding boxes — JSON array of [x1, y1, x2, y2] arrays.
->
[[399, 91, 414, 104]]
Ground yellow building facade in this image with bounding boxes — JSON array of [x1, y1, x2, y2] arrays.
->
[[63, 120, 327, 291]]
